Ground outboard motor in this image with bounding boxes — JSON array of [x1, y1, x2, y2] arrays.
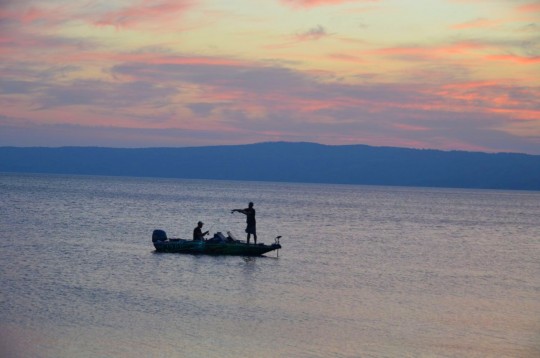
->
[[152, 229, 168, 243]]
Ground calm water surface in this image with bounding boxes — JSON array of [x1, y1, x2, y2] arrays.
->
[[0, 173, 539, 357]]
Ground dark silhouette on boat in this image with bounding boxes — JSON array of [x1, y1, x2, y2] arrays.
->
[[152, 229, 282, 256]]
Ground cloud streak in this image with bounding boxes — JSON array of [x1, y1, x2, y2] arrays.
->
[[281, 0, 377, 9], [451, 18, 504, 30], [296, 25, 328, 41], [93, 0, 194, 29]]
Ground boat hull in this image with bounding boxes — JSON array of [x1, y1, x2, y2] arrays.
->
[[153, 239, 281, 256]]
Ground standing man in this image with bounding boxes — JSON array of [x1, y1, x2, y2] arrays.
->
[[193, 221, 209, 241], [231, 202, 257, 244]]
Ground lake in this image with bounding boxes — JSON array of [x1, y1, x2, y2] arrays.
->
[[0, 173, 539, 357]]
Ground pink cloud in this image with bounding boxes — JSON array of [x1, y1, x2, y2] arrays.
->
[[94, 0, 194, 29], [128, 54, 248, 67], [281, 0, 377, 8], [392, 123, 430, 132], [434, 81, 540, 122], [44, 50, 250, 70], [20, 7, 48, 23], [0, 3, 70, 27]]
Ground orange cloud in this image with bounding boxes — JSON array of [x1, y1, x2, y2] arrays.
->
[[327, 53, 366, 64], [517, 2, 540, 13], [451, 18, 504, 30], [489, 108, 540, 121], [485, 54, 540, 64], [372, 41, 485, 61]]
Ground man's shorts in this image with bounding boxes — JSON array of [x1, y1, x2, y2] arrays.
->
[[245, 223, 256, 235]]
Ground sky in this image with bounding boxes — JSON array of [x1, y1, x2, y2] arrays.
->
[[1, 0, 539, 154]]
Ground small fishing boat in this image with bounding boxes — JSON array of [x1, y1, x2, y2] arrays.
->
[[152, 230, 282, 256]]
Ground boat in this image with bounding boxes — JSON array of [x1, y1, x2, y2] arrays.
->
[[152, 229, 282, 256]]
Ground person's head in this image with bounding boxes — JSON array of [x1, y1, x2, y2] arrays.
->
[[197, 221, 204, 228], [248, 202, 254, 208]]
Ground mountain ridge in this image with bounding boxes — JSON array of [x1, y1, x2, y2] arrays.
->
[[1, 142, 539, 190]]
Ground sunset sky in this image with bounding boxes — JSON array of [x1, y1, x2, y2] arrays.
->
[[1, 0, 539, 153]]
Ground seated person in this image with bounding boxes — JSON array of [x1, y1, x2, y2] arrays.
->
[[193, 221, 209, 241]]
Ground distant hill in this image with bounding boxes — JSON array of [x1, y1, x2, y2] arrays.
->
[[1, 142, 539, 190]]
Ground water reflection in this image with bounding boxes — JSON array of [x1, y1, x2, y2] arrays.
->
[[242, 256, 257, 264]]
